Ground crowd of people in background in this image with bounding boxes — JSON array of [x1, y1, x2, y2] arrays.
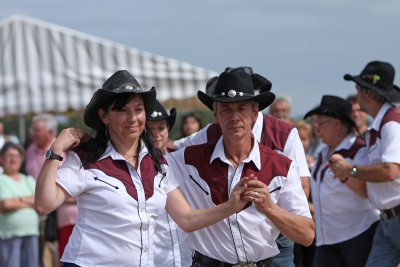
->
[[0, 60, 399, 267]]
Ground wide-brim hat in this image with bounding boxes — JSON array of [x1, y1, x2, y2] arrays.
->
[[344, 61, 400, 103], [304, 95, 356, 129], [198, 71, 275, 111], [205, 67, 272, 106], [84, 70, 156, 129], [146, 99, 177, 129]]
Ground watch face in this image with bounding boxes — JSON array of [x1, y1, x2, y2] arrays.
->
[[46, 150, 62, 161]]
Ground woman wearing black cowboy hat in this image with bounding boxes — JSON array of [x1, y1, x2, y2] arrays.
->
[[34, 70, 252, 267], [305, 95, 380, 267], [146, 100, 188, 266], [330, 61, 400, 267]]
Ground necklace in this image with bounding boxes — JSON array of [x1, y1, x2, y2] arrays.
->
[[225, 152, 243, 167]]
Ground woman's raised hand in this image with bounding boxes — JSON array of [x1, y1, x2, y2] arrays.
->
[[51, 128, 86, 153]]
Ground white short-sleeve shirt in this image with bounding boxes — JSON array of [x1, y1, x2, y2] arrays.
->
[[168, 136, 311, 264], [310, 133, 380, 246], [56, 141, 177, 267], [152, 152, 183, 267], [365, 102, 400, 209]]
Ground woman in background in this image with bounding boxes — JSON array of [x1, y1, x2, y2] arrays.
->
[[0, 142, 39, 267], [180, 112, 203, 137]]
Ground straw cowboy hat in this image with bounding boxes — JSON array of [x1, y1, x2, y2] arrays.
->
[[84, 70, 156, 129]]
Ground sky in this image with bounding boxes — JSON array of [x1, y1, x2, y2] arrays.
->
[[1, 0, 400, 118]]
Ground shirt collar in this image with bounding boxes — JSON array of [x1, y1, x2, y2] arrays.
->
[[98, 140, 149, 161], [210, 135, 261, 170], [252, 111, 263, 143], [332, 132, 357, 153], [370, 102, 394, 131]]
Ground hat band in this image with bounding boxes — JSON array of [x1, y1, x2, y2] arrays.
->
[[214, 89, 255, 98], [361, 74, 391, 90], [150, 111, 164, 118], [112, 83, 143, 92]]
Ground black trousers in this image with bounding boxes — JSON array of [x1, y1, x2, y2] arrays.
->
[[313, 221, 378, 267]]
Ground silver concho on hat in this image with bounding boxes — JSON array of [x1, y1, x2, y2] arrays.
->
[[150, 111, 162, 118], [228, 90, 236, 97]]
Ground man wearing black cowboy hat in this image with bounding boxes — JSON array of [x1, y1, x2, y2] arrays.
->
[[304, 95, 380, 267], [168, 70, 314, 267], [171, 67, 312, 267], [330, 61, 400, 267]]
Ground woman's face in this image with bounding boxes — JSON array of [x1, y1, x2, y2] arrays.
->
[[298, 129, 311, 152], [182, 116, 200, 136], [313, 115, 338, 147], [1, 147, 23, 175], [147, 120, 169, 152], [99, 95, 146, 143]]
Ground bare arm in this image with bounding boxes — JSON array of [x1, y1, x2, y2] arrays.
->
[[330, 154, 400, 183], [0, 195, 35, 212], [341, 177, 368, 198], [166, 177, 249, 232], [34, 128, 85, 215]]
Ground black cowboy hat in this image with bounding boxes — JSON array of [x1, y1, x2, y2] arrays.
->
[[205, 66, 272, 104], [344, 61, 400, 103], [198, 71, 275, 111], [146, 99, 177, 129], [304, 95, 356, 129], [84, 70, 156, 129]]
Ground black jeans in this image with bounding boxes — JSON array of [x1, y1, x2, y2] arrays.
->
[[313, 221, 378, 267]]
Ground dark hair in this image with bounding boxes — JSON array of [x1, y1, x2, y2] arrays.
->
[[346, 94, 358, 104], [75, 93, 162, 173], [180, 112, 203, 137], [0, 142, 24, 157]]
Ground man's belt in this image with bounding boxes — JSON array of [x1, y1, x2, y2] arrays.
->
[[380, 204, 400, 220], [192, 251, 272, 267]]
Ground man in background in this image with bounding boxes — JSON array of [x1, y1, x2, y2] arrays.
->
[[269, 96, 294, 124], [25, 113, 60, 267]]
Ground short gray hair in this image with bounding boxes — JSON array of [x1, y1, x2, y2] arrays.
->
[[32, 113, 58, 134]]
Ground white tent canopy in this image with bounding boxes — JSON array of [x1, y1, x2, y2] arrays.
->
[[0, 14, 217, 117]]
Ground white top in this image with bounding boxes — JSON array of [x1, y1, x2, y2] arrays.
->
[[310, 133, 380, 246], [56, 141, 177, 267], [365, 102, 400, 209], [173, 112, 310, 178], [168, 136, 311, 264], [152, 153, 183, 267]]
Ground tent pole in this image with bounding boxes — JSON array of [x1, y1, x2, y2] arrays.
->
[[19, 116, 26, 145]]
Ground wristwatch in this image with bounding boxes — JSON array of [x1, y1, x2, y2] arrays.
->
[[349, 166, 358, 176], [45, 150, 63, 161]]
